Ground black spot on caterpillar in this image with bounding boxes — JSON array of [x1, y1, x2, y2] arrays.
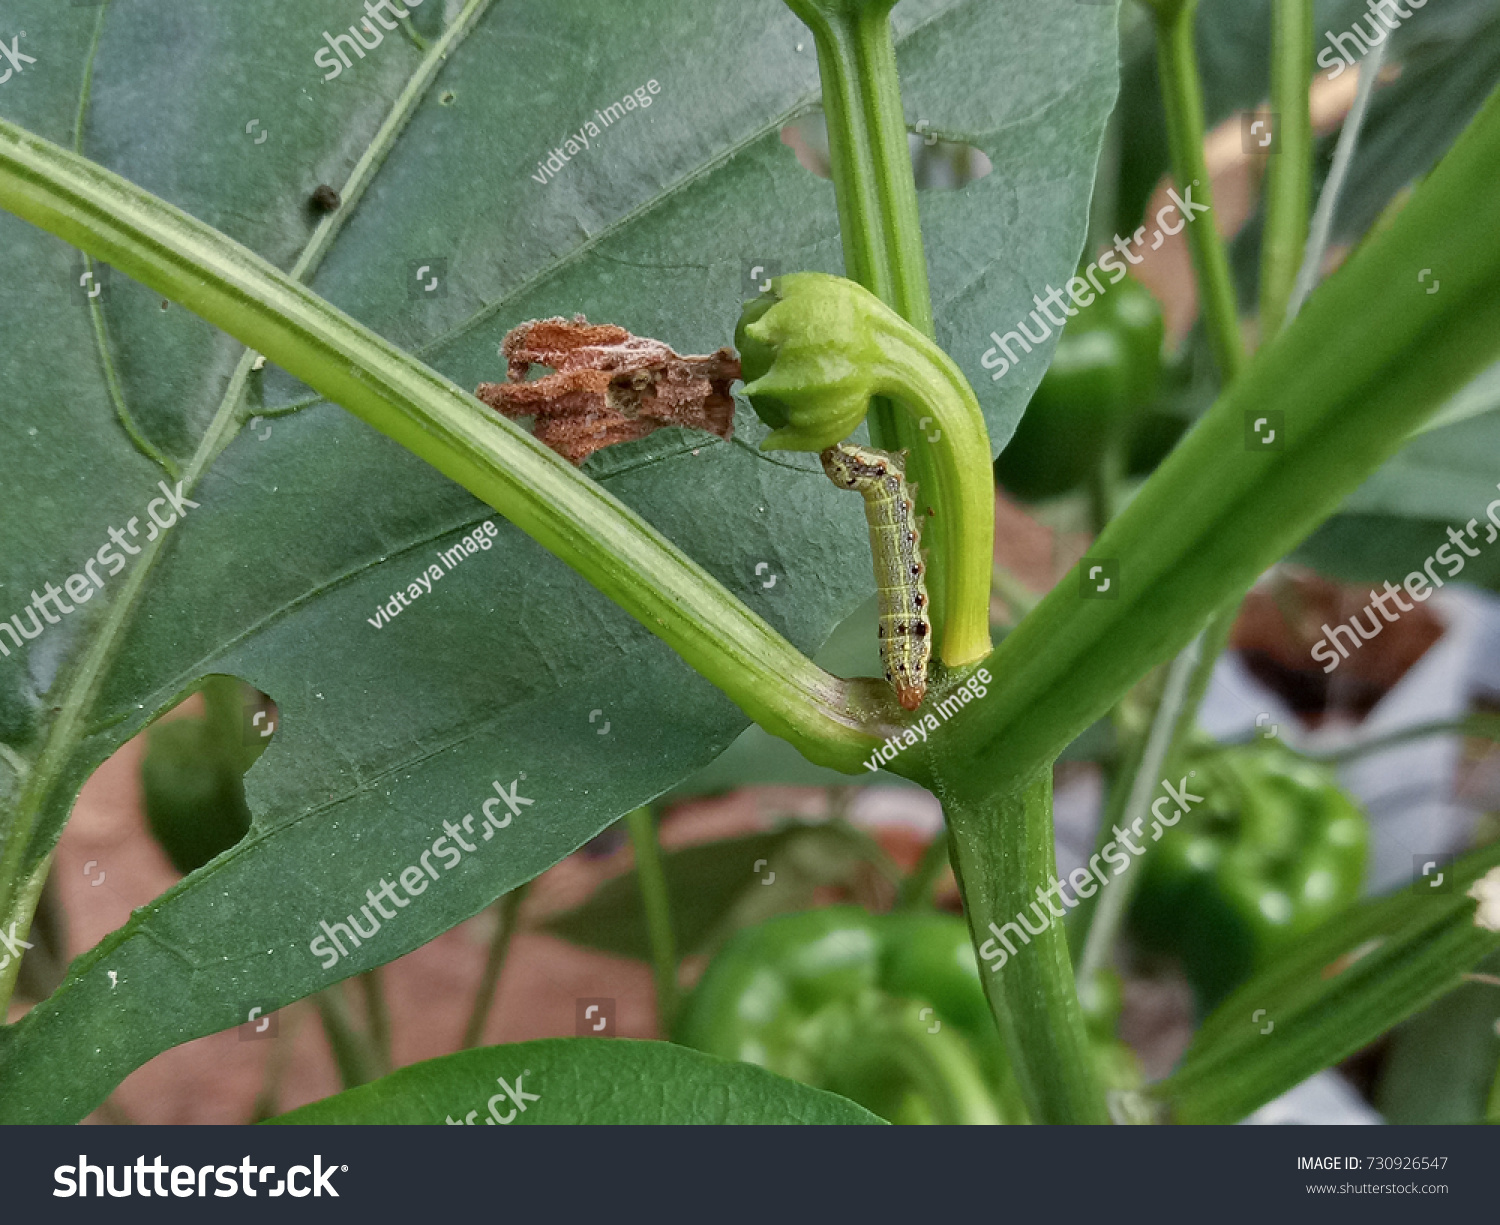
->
[[820, 443, 931, 711]]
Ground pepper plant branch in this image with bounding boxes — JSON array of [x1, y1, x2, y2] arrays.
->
[[0, 118, 887, 786], [1258, 0, 1315, 340], [1142, 0, 1245, 382], [939, 773, 1110, 1124], [926, 81, 1500, 807], [782, 0, 958, 645]]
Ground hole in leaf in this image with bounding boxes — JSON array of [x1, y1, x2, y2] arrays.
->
[[440, 91, 457, 106], [139, 676, 274, 876], [780, 110, 992, 191]]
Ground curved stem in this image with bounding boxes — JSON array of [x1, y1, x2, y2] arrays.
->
[[874, 322, 995, 666], [1148, 0, 1245, 382], [743, 273, 994, 666], [625, 807, 679, 1030], [1258, 0, 1314, 339]]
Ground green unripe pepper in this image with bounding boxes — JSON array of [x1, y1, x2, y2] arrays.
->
[[1130, 742, 1370, 1008], [993, 274, 1164, 501], [675, 906, 1138, 1123]]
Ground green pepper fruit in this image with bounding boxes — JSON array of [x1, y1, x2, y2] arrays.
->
[[1130, 742, 1370, 1008], [675, 906, 1138, 1123], [993, 274, 1164, 501]]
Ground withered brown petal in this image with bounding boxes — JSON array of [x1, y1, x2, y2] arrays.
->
[[477, 315, 740, 465]]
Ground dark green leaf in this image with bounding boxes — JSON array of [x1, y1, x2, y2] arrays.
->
[[1375, 950, 1500, 1124], [0, 0, 1117, 1120], [268, 1038, 883, 1125]]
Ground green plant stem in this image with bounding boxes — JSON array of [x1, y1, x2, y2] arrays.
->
[[897, 830, 950, 910], [742, 274, 994, 664], [926, 85, 1500, 806], [625, 807, 679, 1030], [1258, 0, 1315, 339], [1288, 38, 1387, 320], [1148, 0, 1245, 382], [360, 969, 392, 1075], [314, 985, 383, 1090], [784, 0, 953, 639], [1075, 631, 1203, 984], [461, 885, 528, 1050], [1285, 712, 1500, 764], [0, 120, 883, 797], [939, 771, 1109, 1123]]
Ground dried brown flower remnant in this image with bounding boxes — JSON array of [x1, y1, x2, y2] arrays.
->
[[476, 315, 740, 464]]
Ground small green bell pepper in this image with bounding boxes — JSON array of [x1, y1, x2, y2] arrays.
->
[[1130, 742, 1370, 1007], [675, 906, 1138, 1123], [993, 273, 1164, 501]]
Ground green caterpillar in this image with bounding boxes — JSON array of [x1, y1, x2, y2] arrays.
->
[[820, 443, 931, 711]]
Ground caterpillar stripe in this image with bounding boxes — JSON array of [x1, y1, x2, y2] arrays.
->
[[820, 444, 931, 711]]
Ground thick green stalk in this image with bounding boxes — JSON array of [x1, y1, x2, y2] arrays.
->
[[926, 84, 1500, 807], [938, 772, 1109, 1124], [1147, 0, 1245, 381], [1259, 0, 1315, 338], [0, 121, 882, 780], [625, 807, 679, 1029], [783, 0, 955, 641]]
